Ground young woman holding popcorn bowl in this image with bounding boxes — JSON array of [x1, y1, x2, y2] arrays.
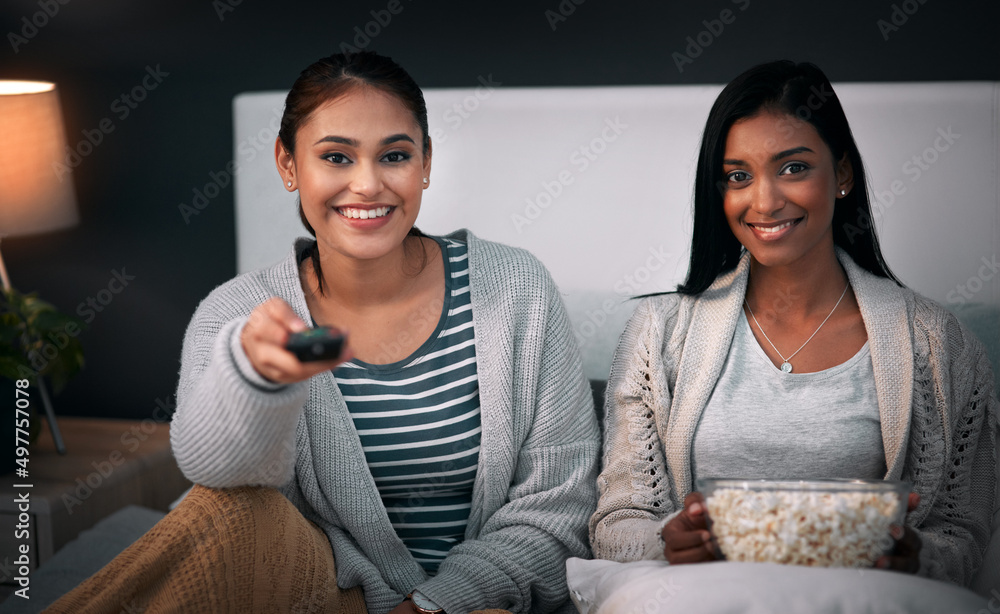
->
[[589, 61, 997, 589]]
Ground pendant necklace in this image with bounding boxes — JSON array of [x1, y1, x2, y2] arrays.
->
[[744, 283, 849, 373]]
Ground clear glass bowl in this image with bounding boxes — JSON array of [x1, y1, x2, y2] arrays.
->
[[695, 478, 911, 568]]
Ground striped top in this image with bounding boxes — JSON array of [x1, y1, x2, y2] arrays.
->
[[334, 236, 481, 575]]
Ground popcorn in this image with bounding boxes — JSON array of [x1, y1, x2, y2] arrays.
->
[[703, 488, 903, 568]]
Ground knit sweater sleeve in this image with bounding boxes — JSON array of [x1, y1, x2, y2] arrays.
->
[[416, 251, 601, 614], [590, 296, 681, 562], [170, 282, 309, 488], [906, 301, 998, 585]]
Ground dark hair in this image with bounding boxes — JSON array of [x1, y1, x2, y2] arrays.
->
[[279, 51, 429, 294], [677, 60, 900, 295]]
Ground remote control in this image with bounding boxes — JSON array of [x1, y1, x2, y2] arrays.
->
[[285, 327, 346, 362]]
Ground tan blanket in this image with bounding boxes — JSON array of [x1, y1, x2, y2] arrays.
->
[[44, 485, 361, 613]]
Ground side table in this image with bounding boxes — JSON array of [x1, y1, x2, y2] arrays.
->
[[0, 417, 191, 578]]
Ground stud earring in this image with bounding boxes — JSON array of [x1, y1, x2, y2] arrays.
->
[[422, 178, 428, 185], [288, 181, 293, 188], [839, 189, 846, 196]]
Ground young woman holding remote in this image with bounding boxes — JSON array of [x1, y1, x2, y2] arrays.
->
[[47, 52, 599, 614], [589, 61, 997, 586]]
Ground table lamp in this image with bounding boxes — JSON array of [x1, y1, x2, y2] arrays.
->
[[0, 80, 80, 454]]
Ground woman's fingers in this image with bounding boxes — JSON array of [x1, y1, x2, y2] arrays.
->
[[249, 298, 308, 340], [875, 553, 920, 574], [243, 298, 304, 348], [892, 525, 922, 572], [875, 525, 921, 574], [667, 537, 717, 564], [662, 492, 717, 564], [664, 526, 711, 550], [872, 491, 922, 574], [680, 492, 708, 526], [256, 343, 311, 383], [661, 523, 715, 564], [241, 298, 352, 384]]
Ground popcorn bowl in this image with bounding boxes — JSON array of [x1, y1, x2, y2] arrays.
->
[[695, 478, 911, 568]]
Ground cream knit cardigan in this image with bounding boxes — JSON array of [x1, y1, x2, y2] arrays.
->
[[171, 230, 600, 614], [590, 250, 998, 586]]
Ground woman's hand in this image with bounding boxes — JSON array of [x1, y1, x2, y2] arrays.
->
[[240, 297, 351, 384], [388, 601, 418, 614], [874, 492, 921, 574], [661, 492, 719, 564]]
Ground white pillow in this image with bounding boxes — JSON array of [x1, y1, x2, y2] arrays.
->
[[566, 558, 990, 614]]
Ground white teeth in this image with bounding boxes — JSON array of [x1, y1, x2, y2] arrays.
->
[[338, 206, 391, 219], [753, 220, 794, 233]]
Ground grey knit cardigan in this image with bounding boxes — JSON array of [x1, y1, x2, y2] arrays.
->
[[171, 230, 600, 614], [590, 250, 998, 586]]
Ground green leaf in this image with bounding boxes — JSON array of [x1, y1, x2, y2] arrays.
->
[[31, 310, 65, 331], [0, 285, 85, 401], [0, 357, 37, 384]]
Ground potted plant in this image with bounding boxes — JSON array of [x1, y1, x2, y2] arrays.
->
[[0, 288, 85, 461]]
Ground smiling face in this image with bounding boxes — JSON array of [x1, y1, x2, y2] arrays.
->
[[277, 85, 431, 263], [721, 111, 852, 270]]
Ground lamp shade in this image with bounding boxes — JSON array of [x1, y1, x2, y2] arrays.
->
[[0, 81, 78, 238]]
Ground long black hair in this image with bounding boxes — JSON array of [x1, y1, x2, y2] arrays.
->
[[677, 60, 900, 295]]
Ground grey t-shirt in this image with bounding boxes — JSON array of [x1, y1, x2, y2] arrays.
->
[[692, 313, 886, 482]]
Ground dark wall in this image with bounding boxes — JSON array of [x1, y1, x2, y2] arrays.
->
[[1, 0, 997, 420]]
